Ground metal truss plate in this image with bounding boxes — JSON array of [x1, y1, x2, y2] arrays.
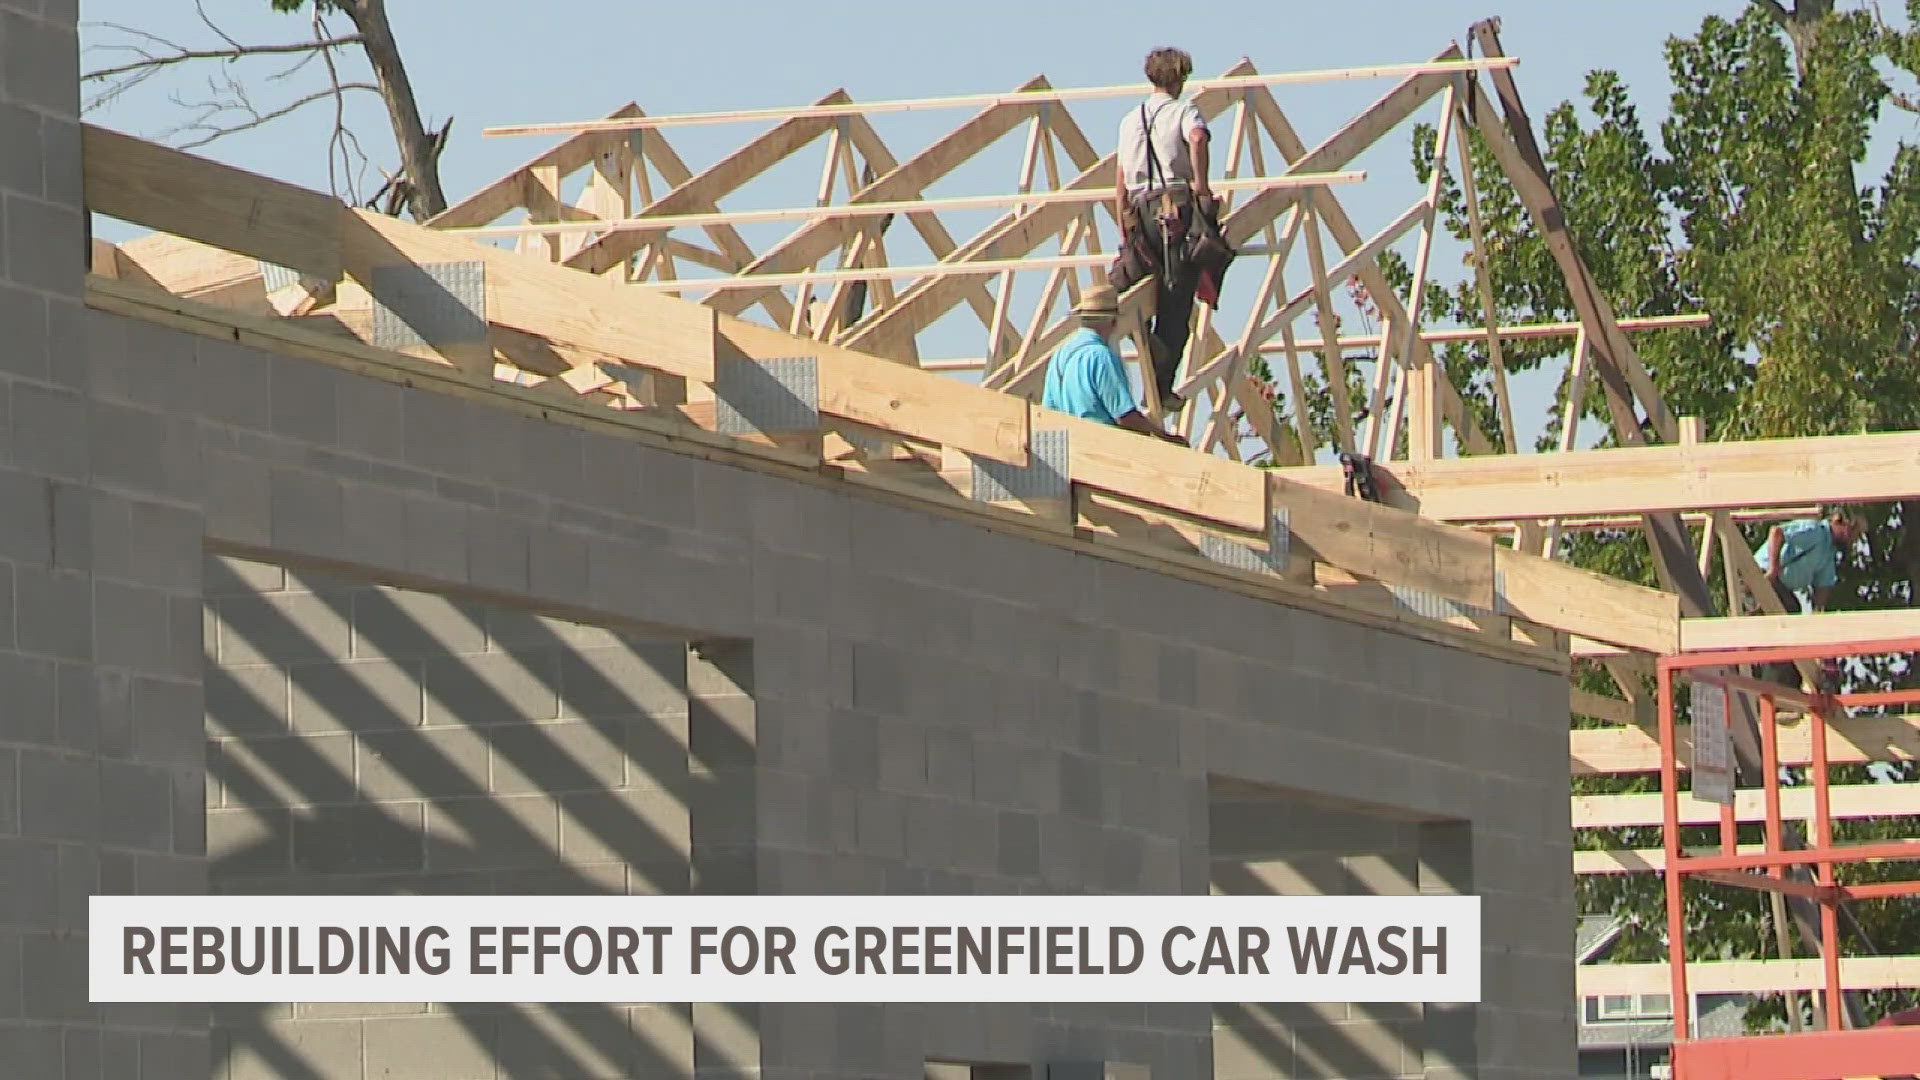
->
[[257, 261, 302, 293], [715, 356, 818, 436], [972, 429, 1067, 503], [370, 261, 487, 350], [1199, 509, 1293, 575]]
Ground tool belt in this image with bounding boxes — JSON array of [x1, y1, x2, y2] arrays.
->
[[1109, 103, 1235, 301]]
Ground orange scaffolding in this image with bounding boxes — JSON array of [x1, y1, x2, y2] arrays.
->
[[1656, 639, 1920, 1079]]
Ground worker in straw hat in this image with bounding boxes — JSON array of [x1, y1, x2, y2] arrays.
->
[[1041, 283, 1186, 445]]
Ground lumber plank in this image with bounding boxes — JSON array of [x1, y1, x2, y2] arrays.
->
[[1056, 412, 1266, 530], [1270, 474, 1497, 610], [715, 316, 1028, 464], [341, 208, 716, 382], [429, 103, 643, 228], [1578, 958, 1920, 996], [1267, 430, 1920, 521], [1571, 714, 1920, 775], [1571, 782, 1920, 829], [1497, 545, 1679, 655], [84, 125, 342, 281], [1679, 607, 1920, 652], [1574, 845, 1765, 875], [566, 91, 852, 277]]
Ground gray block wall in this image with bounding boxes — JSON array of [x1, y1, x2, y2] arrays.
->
[[1, 3, 1577, 1075]]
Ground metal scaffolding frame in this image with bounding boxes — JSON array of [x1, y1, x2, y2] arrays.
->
[[1656, 639, 1920, 1079]]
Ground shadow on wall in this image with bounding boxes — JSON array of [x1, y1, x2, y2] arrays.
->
[[1208, 778, 1470, 1080], [201, 554, 748, 1079]]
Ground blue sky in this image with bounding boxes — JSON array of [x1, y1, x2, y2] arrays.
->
[[78, 0, 1807, 448]]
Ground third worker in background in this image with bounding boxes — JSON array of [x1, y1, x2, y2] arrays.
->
[[1110, 46, 1226, 412]]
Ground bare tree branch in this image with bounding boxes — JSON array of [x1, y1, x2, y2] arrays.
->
[[169, 81, 379, 150], [83, 35, 365, 82]]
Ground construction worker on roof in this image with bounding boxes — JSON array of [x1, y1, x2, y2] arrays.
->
[[1755, 507, 1864, 615], [1753, 507, 1864, 692], [1109, 46, 1214, 410], [1042, 283, 1186, 445]]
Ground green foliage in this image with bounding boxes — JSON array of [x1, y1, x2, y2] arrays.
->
[[1420, 1, 1920, 1026]]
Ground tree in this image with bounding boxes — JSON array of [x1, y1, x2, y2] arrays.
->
[[84, 0, 448, 219], [1406, 1, 1920, 1030]]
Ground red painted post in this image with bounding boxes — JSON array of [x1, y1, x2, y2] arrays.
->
[[1658, 665, 1690, 1046]]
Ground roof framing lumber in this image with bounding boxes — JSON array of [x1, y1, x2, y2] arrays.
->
[[84, 125, 342, 281], [482, 60, 1522, 136], [1571, 714, 1920, 775], [1571, 608, 1920, 656], [1268, 430, 1920, 521], [1572, 782, 1917, 829], [1578, 958, 1920, 996]]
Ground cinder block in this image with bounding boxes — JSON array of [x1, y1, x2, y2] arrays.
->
[[285, 658, 420, 734], [4, 193, 81, 294], [98, 759, 173, 853], [1290, 1015, 1416, 1079], [560, 776, 687, 860], [350, 586, 487, 661], [294, 800, 425, 874], [357, 725, 488, 802], [19, 745, 96, 842], [424, 792, 558, 871], [0, 1026, 61, 1079], [422, 651, 561, 727], [405, 493, 470, 585], [997, 811, 1039, 878], [488, 718, 627, 795], [211, 591, 352, 667], [628, 1003, 698, 1075], [850, 643, 905, 714], [204, 806, 290, 877], [466, 509, 532, 596], [558, 642, 686, 719], [362, 1014, 498, 1080], [876, 720, 925, 794], [14, 564, 87, 661], [267, 352, 340, 445], [0, 469, 50, 565], [202, 449, 272, 548], [925, 728, 974, 800], [92, 579, 170, 674]]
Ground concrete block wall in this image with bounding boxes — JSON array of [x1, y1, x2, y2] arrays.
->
[[1, 0, 210, 1073], [5, 2, 1577, 1072]]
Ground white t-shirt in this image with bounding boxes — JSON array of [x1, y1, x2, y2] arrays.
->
[[1116, 92, 1208, 194]]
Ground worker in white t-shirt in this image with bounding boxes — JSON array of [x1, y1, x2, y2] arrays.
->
[[1109, 47, 1213, 409]]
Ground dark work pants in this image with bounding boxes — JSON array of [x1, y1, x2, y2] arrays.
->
[[1764, 577, 1803, 689], [1110, 191, 1199, 403]]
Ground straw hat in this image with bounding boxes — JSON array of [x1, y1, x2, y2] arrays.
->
[[1073, 283, 1119, 318]]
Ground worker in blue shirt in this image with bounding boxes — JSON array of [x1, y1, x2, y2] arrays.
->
[[1755, 508, 1863, 614], [1041, 283, 1186, 445], [1753, 508, 1863, 691]]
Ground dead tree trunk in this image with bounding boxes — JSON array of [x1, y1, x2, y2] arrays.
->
[[338, 0, 447, 219]]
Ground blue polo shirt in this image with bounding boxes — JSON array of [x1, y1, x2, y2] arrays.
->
[[1754, 518, 1842, 596], [1042, 328, 1136, 425]]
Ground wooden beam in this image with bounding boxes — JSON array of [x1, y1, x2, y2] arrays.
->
[[482, 61, 1523, 136], [1270, 473, 1497, 609], [1575, 845, 1766, 875], [1264, 473, 1676, 651], [84, 125, 342, 281], [717, 315, 1027, 463], [1572, 714, 1920, 775], [1276, 312, 1711, 352], [341, 207, 717, 382], [1578, 958, 1920, 996], [1496, 545, 1680, 655], [1267, 430, 1920, 521], [564, 91, 853, 277], [1052, 412, 1268, 530], [1572, 782, 1919, 829], [1573, 608, 1920, 657], [429, 103, 644, 228], [445, 173, 1362, 239]]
